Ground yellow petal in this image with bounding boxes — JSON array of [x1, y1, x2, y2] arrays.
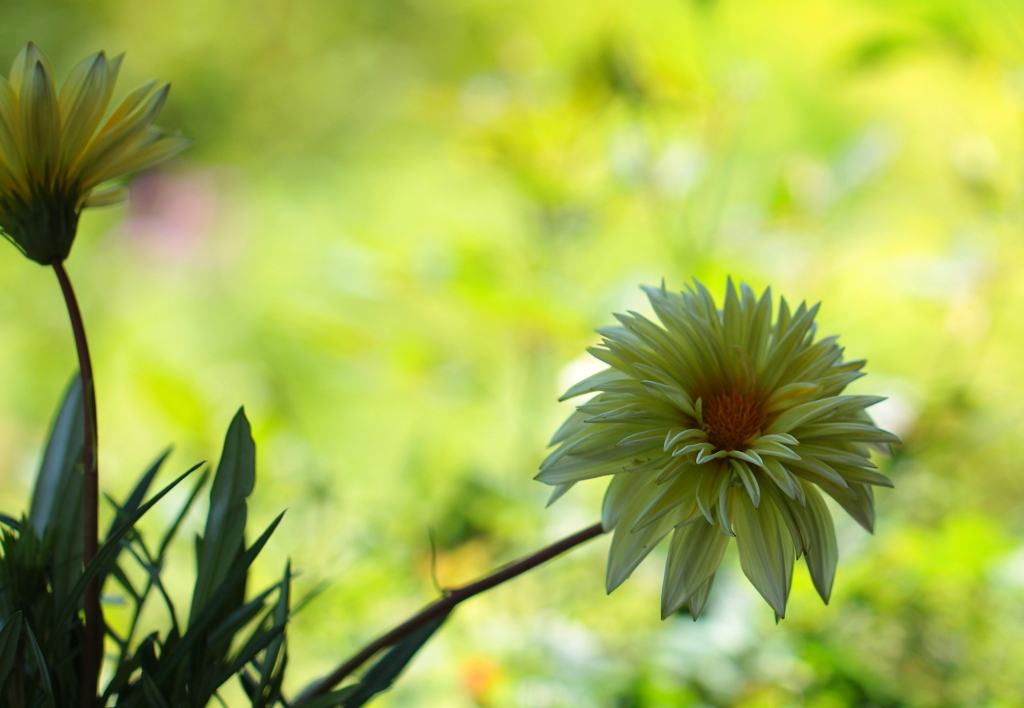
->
[[86, 132, 190, 187], [83, 182, 127, 207], [59, 52, 114, 165], [19, 60, 60, 179], [96, 80, 160, 138], [76, 83, 168, 179], [0, 76, 25, 180], [9, 42, 54, 97]]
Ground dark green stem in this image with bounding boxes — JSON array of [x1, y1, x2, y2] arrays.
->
[[52, 261, 100, 708], [293, 521, 605, 705]]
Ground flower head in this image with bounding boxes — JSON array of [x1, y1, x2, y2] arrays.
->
[[0, 43, 189, 264], [537, 280, 897, 619]]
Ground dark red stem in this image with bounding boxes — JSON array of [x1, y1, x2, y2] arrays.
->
[[53, 261, 100, 708], [293, 521, 606, 705]]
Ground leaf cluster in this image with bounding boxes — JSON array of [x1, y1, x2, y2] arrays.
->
[[0, 383, 292, 708]]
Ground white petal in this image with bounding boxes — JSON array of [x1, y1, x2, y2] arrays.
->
[[734, 493, 794, 617], [606, 493, 676, 593], [730, 459, 761, 507], [601, 471, 649, 531], [800, 481, 838, 603], [546, 482, 574, 507], [684, 572, 716, 620], [765, 396, 843, 435], [559, 368, 625, 401], [661, 520, 730, 618], [632, 471, 700, 531]]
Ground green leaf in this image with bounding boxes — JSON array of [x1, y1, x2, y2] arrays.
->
[[0, 514, 19, 531], [154, 512, 285, 684], [157, 468, 210, 560], [341, 613, 450, 708], [191, 408, 256, 622], [101, 633, 157, 704], [254, 561, 291, 708], [24, 621, 55, 708], [30, 377, 86, 605], [142, 672, 173, 708], [46, 463, 200, 655], [298, 686, 359, 708], [29, 376, 85, 535], [206, 584, 278, 648], [216, 621, 286, 688], [0, 612, 23, 695]]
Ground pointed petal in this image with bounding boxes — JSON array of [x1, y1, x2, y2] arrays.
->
[[559, 367, 625, 401], [686, 572, 716, 620], [59, 52, 116, 166], [76, 82, 169, 181], [823, 481, 874, 533], [734, 493, 794, 617], [20, 60, 60, 178], [731, 459, 761, 507], [800, 482, 838, 603], [631, 470, 700, 531], [87, 132, 190, 185], [606, 509, 675, 593], [546, 482, 574, 507], [661, 520, 729, 618], [765, 396, 844, 435], [9, 43, 54, 96], [601, 471, 649, 531], [83, 183, 127, 207], [0, 76, 24, 178], [761, 456, 798, 499]]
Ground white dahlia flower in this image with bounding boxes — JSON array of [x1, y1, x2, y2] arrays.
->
[[537, 280, 897, 619]]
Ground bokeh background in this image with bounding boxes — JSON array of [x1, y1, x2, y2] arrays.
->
[[1, 0, 1024, 705]]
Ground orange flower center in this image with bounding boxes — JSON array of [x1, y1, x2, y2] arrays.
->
[[704, 391, 765, 450]]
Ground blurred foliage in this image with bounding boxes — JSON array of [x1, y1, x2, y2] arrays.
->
[[2, 0, 1024, 705]]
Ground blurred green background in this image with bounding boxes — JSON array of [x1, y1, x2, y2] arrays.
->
[[1, 0, 1024, 705]]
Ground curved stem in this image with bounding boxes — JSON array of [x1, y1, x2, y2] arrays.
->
[[52, 261, 100, 708], [293, 521, 605, 705]]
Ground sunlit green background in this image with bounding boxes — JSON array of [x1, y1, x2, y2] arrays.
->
[[2, 0, 1024, 705]]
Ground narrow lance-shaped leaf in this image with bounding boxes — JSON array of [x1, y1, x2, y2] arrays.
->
[[154, 512, 285, 685], [341, 613, 451, 708], [0, 612, 23, 696], [29, 376, 84, 535], [190, 408, 256, 622], [29, 378, 85, 604], [23, 621, 55, 708], [98, 449, 170, 588], [46, 463, 200, 655]]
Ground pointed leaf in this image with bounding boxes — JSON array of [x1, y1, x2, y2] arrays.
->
[[341, 613, 450, 708], [23, 621, 55, 708], [0, 612, 23, 694], [191, 408, 256, 621], [30, 376, 84, 535], [46, 463, 199, 655]]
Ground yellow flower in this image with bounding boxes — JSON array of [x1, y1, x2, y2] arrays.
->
[[537, 280, 898, 619], [0, 43, 189, 264]]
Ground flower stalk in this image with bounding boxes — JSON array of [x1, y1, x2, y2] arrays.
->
[[293, 521, 605, 705], [52, 261, 101, 708]]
